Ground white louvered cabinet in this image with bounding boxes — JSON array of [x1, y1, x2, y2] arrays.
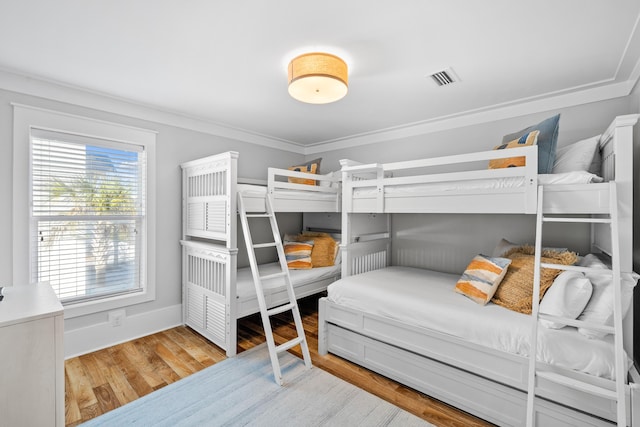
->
[[181, 152, 238, 353]]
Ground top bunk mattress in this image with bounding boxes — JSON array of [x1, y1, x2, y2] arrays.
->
[[327, 266, 624, 380]]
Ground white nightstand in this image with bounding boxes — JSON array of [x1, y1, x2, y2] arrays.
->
[[0, 284, 64, 427]]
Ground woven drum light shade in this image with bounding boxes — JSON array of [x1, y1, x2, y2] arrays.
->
[[287, 52, 348, 104]]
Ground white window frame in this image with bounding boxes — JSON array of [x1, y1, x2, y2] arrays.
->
[[13, 104, 157, 319]]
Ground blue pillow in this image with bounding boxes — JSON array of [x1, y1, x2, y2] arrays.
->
[[501, 114, 560, 174]]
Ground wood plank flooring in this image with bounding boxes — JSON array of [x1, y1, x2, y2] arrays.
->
[[65, 295, 492, 427]]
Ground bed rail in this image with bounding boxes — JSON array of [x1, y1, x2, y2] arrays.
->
[[341, 238, 391, 277], [267, 167, 341, 212], [342, 145, 538, 214], [268, 168, 340, 192]]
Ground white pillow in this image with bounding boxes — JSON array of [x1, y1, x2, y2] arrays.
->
[[576, 254, 639, 339], [318, 171, 340, 188], [318, 171, 333, 187], [334, 244, 342, 265], [539, 271, 592, 329], [552, 135, 601, 174]]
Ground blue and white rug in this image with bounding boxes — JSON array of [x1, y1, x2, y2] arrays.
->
[[81, 344, 432, 426]]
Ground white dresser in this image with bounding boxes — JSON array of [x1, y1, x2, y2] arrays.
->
[[0, 284, 64, 427]]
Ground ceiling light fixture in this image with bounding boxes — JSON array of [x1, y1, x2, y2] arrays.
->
[[287, 52, 348, 104]]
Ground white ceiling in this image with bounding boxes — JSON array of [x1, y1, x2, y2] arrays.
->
[[1, 1, 639, 152]]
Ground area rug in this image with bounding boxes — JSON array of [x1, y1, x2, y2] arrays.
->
[[81, 344, 432, 426]]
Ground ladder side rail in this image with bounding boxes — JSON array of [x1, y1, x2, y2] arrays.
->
[[526, 185, 545, 427], [265, 195, 297, 308], [237, 193, 283, 384], [609, 182, 626, 426], [265, 196, 313, 368]]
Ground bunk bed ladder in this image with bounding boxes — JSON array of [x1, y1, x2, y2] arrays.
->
[[526, 182, 626, 427], [237, 192, 313, 385]]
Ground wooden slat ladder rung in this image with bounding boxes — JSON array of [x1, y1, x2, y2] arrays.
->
[[253, 242, 278, 249], [267, 303, 295, 316], [237, 192, 313, 386], [527, 182, 626, 427], [542, 216, 611, 224], [276, 337, 304, 353], [538, 314, 615, 333], [539, 262, 614, 275]]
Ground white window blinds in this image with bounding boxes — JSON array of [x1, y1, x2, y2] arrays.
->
[[31, 129, 147, 304]]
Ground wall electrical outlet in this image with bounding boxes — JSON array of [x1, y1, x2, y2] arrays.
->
[[108, 309, 126, 327]]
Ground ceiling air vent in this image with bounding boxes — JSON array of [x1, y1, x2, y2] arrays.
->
[[429, 68, 459, 86]]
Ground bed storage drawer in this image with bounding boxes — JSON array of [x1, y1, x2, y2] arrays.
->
[[326, 323, 614, 427]]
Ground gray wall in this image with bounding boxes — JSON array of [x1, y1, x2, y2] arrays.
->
[[309, 97, 635, 273], [0, 88, 304, 332]]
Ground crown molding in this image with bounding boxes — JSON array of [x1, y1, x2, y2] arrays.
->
[[0, 67, 306, 154], [1, 64, 638, 158], [303, 79, 637, 155]]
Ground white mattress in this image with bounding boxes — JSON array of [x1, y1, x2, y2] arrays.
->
[[237, 262, 341, 299], [327, 266, 624, 380], [352, 171, 603, 197], [237, 183, 337, 201]]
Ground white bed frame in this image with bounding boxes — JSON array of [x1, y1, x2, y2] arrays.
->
[[181, 152, 342, 356], [320, 115, 640, 426]]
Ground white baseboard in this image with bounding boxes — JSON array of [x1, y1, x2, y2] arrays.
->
[[64, 304, 183, 359]]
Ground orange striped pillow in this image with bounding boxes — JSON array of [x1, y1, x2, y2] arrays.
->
[[454, 254, 511, 305], [488, 130, 539, 169], [284, 240, 313, 269]]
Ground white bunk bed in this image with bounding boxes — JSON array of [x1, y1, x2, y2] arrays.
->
[[181, 151, 342, 357], [319, 115, 640, 426]]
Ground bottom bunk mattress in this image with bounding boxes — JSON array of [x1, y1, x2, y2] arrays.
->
[[237, 262, 341, 299], [326, 266, 624, 381]]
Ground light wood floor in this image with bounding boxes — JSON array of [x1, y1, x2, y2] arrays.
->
[[65, 295, 492, 426]]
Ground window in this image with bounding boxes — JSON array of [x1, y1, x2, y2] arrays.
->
[[31, 129, 146, 303], [13, 104, 156, 318]]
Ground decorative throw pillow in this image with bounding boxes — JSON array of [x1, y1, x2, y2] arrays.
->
[[288, 162, 318, 185], [285, 232, 338, 267], [454, 254, 511, 305], [576, 254, 639, 339], [283, 240, 314, 269], [501, 114, 561, 174], [300, 231, 338, 267], [552, 135, 601, 174], [288, 158, 322, 185], [539, 271, 593, 329], [488, 130, 539, 169], [491, 246, 577, 314]]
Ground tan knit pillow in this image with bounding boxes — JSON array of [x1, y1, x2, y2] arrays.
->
[[300, 232, 337, 267], [491, 246, 577, 314]]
